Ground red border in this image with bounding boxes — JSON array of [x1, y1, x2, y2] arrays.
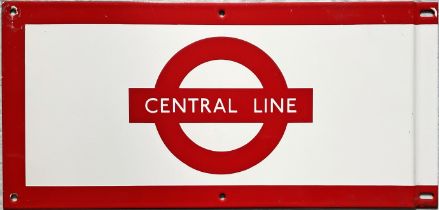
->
[[2, 1, 438, 209]]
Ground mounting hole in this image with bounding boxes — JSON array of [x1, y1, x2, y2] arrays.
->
[[219, 193, 226, 201], [218, 9, 225, 18], [10, 6, 18, 17], [9, 193, 18, 203], [420, 8, 437, 18], [419, 193, 434, 200]]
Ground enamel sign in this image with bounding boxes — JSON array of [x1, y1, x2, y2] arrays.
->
[[2, 1, 438, 209]]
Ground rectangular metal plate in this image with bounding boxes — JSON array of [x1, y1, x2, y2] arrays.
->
[[2, 1, 438, 209]]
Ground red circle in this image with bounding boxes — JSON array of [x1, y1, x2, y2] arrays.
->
[[155, 37, 288, 174]]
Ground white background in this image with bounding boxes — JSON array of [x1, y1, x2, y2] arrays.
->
[[25, 24, 431, 186]]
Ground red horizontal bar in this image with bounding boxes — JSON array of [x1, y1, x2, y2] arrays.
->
[[2, 1, 438, 25], [4, 185, 438, 209], [129, 88, 313, 123]]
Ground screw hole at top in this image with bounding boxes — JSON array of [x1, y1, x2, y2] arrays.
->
[[420, 8, 437, 18], [219, 193, 226, 201], [10, 193, 18, 203], [218, 9, 225, 18], [10, 6, 18, 17]]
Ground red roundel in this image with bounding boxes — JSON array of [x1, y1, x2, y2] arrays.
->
[[129, 37, 313, 174]]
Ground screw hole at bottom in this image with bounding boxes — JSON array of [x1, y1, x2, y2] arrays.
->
[[219, 192, 226, 201], [10, 193, 18, 202], [419, 193, 434, 200]]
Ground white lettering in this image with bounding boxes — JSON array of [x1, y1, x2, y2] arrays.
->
[[254, 98, 263, 113], [161, 98, 170, 113], [287, 98, 297, 113], [228, 98, 238, 113], [187, 98, 199, 113], [173, 98, 186, 113], [213, 98, 226, 113], [145, 98, 158, 113], [200, 98, 211, 113], [270, 98, 283, 113]]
